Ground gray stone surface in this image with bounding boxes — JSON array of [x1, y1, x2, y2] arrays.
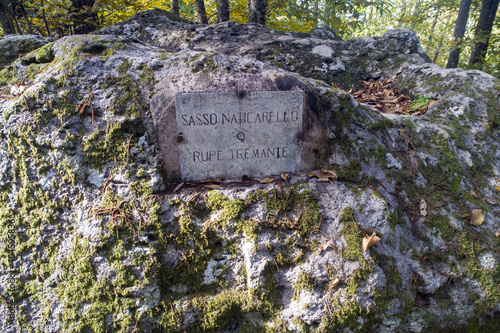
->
[[175, 91, 303, 180]]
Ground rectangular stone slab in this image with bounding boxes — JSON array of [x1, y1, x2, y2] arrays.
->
[[175, 91, 303, 181]]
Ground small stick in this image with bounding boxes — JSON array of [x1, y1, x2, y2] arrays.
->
[[0, 294, 10, 315], [121, 134, 134, 170], [321, 182, 332, 199], [22, 94, 31, 111], [168, 295, 182, 329], [101, 171, 114, 197], [471, 241, 481, 268], [42, 290, 61, 322], [273, 257, 281, 289]]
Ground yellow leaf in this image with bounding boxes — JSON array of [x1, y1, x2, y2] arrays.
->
[[496, 186, 500, 191], [420, 199, 427, 217], [461, 213, 471, 218], [308, 169, 337, 180], [260, 177, 275, 184], [362, 231, 380, 252], [281, 173, 289, 181], [470, 209, 484, 226]]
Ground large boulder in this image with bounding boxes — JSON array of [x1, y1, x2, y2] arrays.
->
[[0, 8, 498, 332]]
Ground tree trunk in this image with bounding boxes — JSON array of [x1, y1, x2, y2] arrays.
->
[[218, 0, 229, 22], [0, 0, 16, 34], [40, 0, 51, 36], [468, 0, 500, 67], [72, 0, 98, 34], [194, 0, 208, 24], [171, 0, 179, 17], [248, 0, 266, 25], [425, 13, 439, 54], [446, 0, 472, 68]]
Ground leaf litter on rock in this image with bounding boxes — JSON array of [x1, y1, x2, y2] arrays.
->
[[347, 78, 436, 116]]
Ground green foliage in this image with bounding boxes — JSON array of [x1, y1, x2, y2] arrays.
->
[[409, 95, 434, 110]]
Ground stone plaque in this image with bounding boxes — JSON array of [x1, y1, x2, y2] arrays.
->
[[175, 91, 303, 181]]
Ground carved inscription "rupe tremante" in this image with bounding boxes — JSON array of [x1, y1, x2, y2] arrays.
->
[[175, 91, 304, 181]]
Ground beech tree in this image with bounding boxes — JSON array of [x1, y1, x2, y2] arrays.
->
[[446, 0, 472, 68], [218, 0, 230, 22], [248, 0, 266, 24], [468, 0, 500, 67], [195, 0, 208, 24], [171, 0, 179, 17]]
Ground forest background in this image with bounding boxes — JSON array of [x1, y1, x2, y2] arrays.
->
[[0, 0, 499, 78]]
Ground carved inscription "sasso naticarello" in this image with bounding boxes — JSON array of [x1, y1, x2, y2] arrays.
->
[[175, 91, 304, 181]]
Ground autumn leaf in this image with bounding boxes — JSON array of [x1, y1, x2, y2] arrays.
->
[[281, 173, 289, 181], [471, 190, 478, 198], [461, 213, 471, 218], [309, 169, 338, 180], [470, 209, 484, 226], [204, 184, 220, 189], [260, 177, 275, 184], [496, 185, 500, 191], [420, 199, 427, 217], [496, 231, 500, 237], [362, 231, 380, 252]]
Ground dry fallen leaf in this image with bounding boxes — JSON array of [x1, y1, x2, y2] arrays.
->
[[471, 190, 478, 198], [281, 173, 289, 181], [486, 198, 498, 205], [362, 231, 380, 252], [309, 169, 338, 180], [420, 199, 427, 217], [496, 231, 500, 237], [496, 185, 500, 191], [173, 182, 184, 193], [316, 178, 331, 182], [461, 213, 471, 218], [330, 277, 340, 288], [260, 177, 275, 184], [204, 184, 221, 189], [198, 179, 221, 184], [470, 209, 485, 226]]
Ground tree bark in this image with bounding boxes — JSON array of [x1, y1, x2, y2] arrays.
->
[[72, 0, 98, 34], [171, 0, 179, 17], [0, 0, 16, 34], [446, 0, 472, 68], [468, 0, 500, 67], [248, 0, 266, 25], [40, 0, 51, 36], [218, 0, 229, 22], [194, 0, 208, 24]]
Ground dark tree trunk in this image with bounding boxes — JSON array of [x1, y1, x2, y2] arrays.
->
[[248, 0, 266, 25], [468, 0, 500, 67], [72, 0, 98, 34], [218, 0, 229, 22], [195, 0, 208, 24], [446, 0, 472, 68], [0, 0, 16, 34], [171, 0, 179, 17], [40, 0, 51, 36]]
